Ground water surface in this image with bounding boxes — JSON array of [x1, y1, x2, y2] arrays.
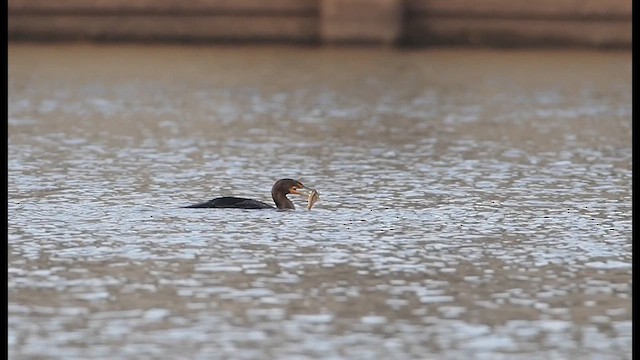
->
[[8, 44, 631, 359]]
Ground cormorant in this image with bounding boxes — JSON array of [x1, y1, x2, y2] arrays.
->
[[184, 178, 314, 210]]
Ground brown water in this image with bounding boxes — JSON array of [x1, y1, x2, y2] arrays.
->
[[8, 44, 631, 359]]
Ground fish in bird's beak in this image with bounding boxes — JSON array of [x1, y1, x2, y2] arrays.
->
[[306, 188, 320, 210], [289, 183, 320, 210]]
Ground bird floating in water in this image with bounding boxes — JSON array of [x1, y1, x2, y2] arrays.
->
[[184, 178, 320, 210]]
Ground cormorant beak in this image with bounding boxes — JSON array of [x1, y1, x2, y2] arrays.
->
[[290, 185, 313, 197]]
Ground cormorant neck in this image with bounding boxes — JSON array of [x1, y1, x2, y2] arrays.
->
[[272, 192, 295, 210]]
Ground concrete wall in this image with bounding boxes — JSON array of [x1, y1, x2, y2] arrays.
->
[[8, 0, 631, 47]]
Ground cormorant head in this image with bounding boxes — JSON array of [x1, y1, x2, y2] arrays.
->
[[272, 178, 311, 197], [271, 178, 319, 210]]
